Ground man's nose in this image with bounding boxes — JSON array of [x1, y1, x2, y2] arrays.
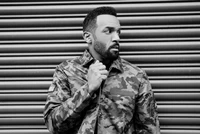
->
[[112, 32, 120, 42]]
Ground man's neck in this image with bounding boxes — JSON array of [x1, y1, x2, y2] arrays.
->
[[102, 59, 113, 71], [88, 49, 114, 70]]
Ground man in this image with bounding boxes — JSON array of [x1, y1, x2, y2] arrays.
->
[[44, 6, 160, 134]]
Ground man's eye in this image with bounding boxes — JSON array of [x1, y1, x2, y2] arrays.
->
[[104, 28, 112, 34]]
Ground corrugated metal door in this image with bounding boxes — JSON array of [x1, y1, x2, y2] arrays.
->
[[0, 0, 200, 134]]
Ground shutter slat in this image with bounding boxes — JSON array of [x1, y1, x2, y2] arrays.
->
[[1, 92, 199, 102], [160, 117, 200, 125], [0, 106, 44, 113], [0, 125, 46, 129], [158, 105, 200, 113], [155, 93, 200, 101], [1, 15, 200, 28], [1, 2, 200, 15], [0, 41, 200, 52], [1, 29, 200, 40], [0, 118, 44, 125], [0, 129, 49, 134], [1, 67, 200, 77], [0, 54, 199, 65], [0, 81, 50, 89], [161, 130, 200, 134], [0, 69, 53, 77], [0, 94, 47, 101], [0, 44, 86, 52], [151, 80, 200, 88]]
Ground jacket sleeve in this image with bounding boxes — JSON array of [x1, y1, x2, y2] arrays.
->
[[43, 64, 92, 134], [134, 70, 160, 134]]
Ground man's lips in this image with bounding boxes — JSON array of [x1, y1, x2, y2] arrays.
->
[[110, 44, 119, 51], [111, 43, 119, 49], [110, 48, 119, 51]]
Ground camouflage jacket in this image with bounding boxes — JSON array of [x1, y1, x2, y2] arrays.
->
[[44, 50, 160, 134]]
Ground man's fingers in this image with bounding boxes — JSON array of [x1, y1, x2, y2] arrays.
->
[[87, 60, 108, 91], [93, 63, 105, 68], [99, 70, 108, 75], [89, 60, 108, 79], [101, 74, 108, 80], [90, 61, 106, 70], [98, 65, 106, 70]]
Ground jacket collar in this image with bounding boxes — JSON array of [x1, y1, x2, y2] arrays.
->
[[80, 49, 123, 73]]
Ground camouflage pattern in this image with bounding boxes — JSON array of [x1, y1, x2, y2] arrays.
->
[[44, 50, 160, 134]]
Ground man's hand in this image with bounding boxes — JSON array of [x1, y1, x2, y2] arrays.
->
[[87, 60, 108, 93]]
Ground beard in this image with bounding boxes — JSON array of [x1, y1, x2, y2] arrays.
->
[[94, 40, 119, 61]]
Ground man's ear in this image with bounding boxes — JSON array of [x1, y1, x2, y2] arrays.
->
[[83, 31, 92, 44]]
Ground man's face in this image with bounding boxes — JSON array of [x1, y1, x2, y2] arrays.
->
[[92, 14, 121, 61]]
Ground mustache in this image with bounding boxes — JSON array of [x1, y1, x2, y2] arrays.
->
[[110, 43, 120, 49]]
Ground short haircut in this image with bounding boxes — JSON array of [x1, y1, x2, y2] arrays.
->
[[83, 6, 117, 33]]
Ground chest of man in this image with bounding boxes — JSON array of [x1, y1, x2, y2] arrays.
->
[[66, 64, 141, 134]]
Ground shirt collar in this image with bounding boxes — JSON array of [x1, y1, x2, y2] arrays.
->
[[80, 49, 123, 73]]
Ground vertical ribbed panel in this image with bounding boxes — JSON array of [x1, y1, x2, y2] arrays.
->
[[0, 1, 200, 134]]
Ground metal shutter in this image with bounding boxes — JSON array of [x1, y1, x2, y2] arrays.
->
[[0, 0, 200, 134]]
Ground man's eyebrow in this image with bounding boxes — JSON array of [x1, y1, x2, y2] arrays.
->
[[104, 26, 121, 31], [104, 26, 114, 29]]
